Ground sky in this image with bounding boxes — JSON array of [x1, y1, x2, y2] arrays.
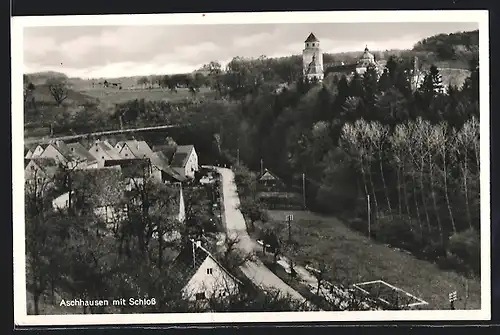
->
[[23, 22, 478, 79]]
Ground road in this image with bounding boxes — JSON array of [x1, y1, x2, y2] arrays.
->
[[24, 123, 190, 145], [214, 167, 308, 304]]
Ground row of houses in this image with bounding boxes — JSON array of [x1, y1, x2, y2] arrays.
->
[[25, 138, 199, 186]]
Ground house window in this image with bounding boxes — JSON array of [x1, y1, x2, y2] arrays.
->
[[37, 178, 42, 183], [30, 166, 35, 170], [125, 153, 128, 157], [102, 156, 105, 159], [206, 268, 213, 275], [195, 292, 206, 301]]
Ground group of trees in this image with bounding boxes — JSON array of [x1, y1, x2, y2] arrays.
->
[[25, 161, 316, 314], [211, 50, 480, 276], [135, 72, 208, 95]]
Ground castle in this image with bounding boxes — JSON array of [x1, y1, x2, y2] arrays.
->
[[302, 33, 324, 81], [302, 33, 383, 81]]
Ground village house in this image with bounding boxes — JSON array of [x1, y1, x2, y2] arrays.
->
[[38, 140, 95, 169], [115, 140, 154, 160], [25, 143, 48, 159], [170, 240, 242, 301], [66, 142, 99, 169], [25, 158, 58, 195], [257, 168, 286, 192], [170, 145, 199, 179], [88, 139, 123, 168], [150, 151, 187, 184]]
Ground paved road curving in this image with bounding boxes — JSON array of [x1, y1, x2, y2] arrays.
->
[[213, 166, 307, 303]]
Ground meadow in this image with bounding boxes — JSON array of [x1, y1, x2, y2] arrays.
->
[[261, 210, 480, 310], [80, 86, 215, 106]]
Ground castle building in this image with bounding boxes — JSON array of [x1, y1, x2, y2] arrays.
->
[[302, 33, 324, 81], [355, 45, 382, 75]]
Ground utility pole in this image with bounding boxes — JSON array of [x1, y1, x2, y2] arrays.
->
[[302, 173, 306, 209], [286, 214, 293, 242], [237, 148, 240, 166], [367, 194, 371, 238], [260, 159, 264, 176]]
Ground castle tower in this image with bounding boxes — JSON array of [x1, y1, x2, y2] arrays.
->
[[302, 33, 324, 81]]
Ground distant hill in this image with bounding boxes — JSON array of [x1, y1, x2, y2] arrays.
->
[[25, 71, 68, 86], [412, 30, 479, 64]]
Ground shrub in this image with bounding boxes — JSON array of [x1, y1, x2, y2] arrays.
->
[[446, 228, 480, 276]]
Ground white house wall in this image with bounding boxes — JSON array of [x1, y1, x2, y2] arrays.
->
[[184, 150, 199, 179], [182, 256, 239, 301]]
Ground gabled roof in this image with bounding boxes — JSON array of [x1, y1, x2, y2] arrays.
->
[[170, 145, 195, 168], [169, 242, 242, 290], [305, 32, 319, 43], [153, 144, 178, 164], [28, 157, 59, 177], [48, 140, 74, 161], [116, 140, 154, 159], [258, 168, 282, 182], [150, 151, 186, 182], [95, 141, 122, 160], [67, 142, 97, 164]]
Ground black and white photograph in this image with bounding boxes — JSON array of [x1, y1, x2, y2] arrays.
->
[[12, 10, 490, 326]]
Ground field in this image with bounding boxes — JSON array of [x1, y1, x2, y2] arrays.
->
[[264, 210, 480, 310], [80, 86, 215, 105]]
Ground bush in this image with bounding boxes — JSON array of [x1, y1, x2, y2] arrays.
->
[[446, 228, 480, 276], [371, 213, 417, 247]]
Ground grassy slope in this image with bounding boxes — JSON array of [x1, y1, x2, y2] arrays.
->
[[265, 210, 480, 310], [29, 84, 100, 107], [80, 86, 215, 105]]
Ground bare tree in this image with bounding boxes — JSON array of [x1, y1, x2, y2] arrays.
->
[[367, 121, 392, 212], [46, 78, 68, 106]]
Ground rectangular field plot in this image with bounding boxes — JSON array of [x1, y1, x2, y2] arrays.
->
[[353, 280, 428, 309]]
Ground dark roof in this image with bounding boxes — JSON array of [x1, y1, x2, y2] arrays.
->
[[67, 142, 97, 163], [176, 145, 194, 154], [170, 145, 194, 168], [152, 145, 177, 163], [151, 152, 186, 182], [170, 152, 189, 168], [104, 158, 150, 178], [169, 243, 242, 290], [305, 32, 319, 43]]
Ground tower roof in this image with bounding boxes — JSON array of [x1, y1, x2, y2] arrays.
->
[[305, 33, 319, 43]]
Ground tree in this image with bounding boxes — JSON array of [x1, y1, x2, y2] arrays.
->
[[46, 78, 68, 106], [137, 76, 150, 89], [217, 233, 255, 272]]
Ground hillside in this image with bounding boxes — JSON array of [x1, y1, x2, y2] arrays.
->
[[27, 83, 100, 107], [412, 30, 479, 66]]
